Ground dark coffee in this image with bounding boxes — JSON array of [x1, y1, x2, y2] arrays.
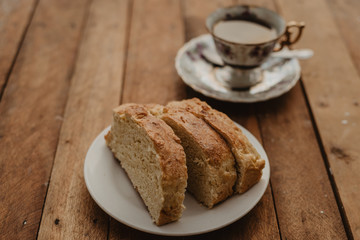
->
[[213, 20, 277, 44]]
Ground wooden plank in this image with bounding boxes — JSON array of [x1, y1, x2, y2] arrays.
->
[[257, 85, 347, 239], [232, 0, 349, 238], [0, 0, 37, 94], [182, 0, 229, 40], [229, 0, 347, 239], [120, 0, 187, 105], [327, 0, 360, 75], [0, 0, 90, 239], [276, 0, 360, 238], [36, 0, 130, 239]]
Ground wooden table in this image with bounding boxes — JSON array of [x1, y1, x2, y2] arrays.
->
[[1, 0, 359, 239]]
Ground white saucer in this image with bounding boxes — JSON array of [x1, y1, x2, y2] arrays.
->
[[175, 34, 301, 103], [84, 123, 270, 236]]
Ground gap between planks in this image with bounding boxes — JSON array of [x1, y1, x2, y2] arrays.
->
[[35, 0, 94, 238], [299, 79, 354, 240], [0, 0, 93, 239], [37, 0, 130, 238], [276, 0, 360, 238], [0, 0, 39, 101], [119, 0, 134, 106]]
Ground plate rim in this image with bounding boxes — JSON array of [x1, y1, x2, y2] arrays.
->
[[84, 123, 270, 236], [175, 34, 301, 103]]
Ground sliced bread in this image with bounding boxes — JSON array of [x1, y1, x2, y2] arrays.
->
[[167, 98, 265, 193], [105, 104, 187, 225], [148, 104, 237, 208]]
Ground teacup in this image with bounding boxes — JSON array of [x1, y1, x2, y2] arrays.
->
[[206, 5, 305, 88]]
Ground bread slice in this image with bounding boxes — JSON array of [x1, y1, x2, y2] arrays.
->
[[148, 104, 236, 208], [105, 104, 187, 225], [167, 98, 265, 193]]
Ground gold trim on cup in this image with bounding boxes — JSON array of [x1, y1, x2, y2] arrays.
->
[[274, 21, 305, 51]]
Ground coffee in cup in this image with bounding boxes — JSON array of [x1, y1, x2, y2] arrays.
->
[[213, 20, 278, 45]]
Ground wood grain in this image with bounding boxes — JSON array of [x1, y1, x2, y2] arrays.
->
[[276, 0, 360, 238], [36, 0, 130, 239], [182, 0, 227, 40], [0, 0, 90, 239], [0, 0, 357, 239], [0, 0, 37, 94], [232, 0, 349, 238], [257, 85, 347, 240], [232, 0, 347, 239], [120, 0, 187, 105], [327, 0, 360, 75]]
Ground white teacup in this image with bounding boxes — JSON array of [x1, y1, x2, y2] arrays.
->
[[206, 5, 304, 88]]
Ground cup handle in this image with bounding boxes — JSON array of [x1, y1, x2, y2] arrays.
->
[[274, 21, 305, 52]]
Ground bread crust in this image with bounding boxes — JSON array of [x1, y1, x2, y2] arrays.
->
[[163, 107, 232, 168], [168, 98, 265, 193], [110, 104, 187, 225], [149, 104, 236, 208]]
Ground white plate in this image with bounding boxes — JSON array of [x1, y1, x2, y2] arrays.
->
[[175, 34, 301, 103], [84, 123, 270, 236]]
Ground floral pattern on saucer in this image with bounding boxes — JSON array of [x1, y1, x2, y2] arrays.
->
[[175, 34, 301, 103]]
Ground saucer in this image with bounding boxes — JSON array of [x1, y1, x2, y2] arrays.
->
[[175, 34, 301, 103]]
